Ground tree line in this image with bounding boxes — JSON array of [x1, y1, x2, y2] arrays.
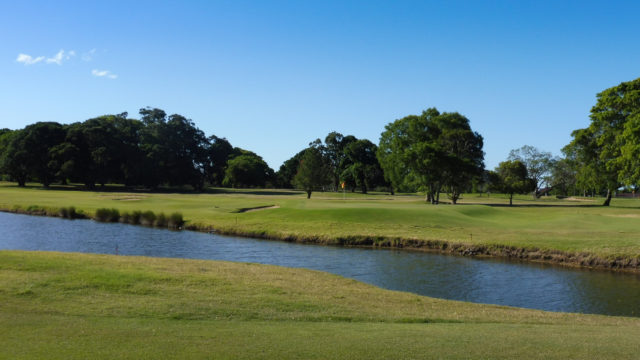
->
[[0, 108, 273, 190], [1, 77, 638, 206]]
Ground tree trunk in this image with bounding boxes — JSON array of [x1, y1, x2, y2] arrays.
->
[[509, 193, 513, 206], [435, 191, 440, 205], [425, 193, 431, 203], [602, 188, 612, 206], [306, 190, 312, 199]]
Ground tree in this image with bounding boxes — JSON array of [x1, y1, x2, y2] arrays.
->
[[20, 122, 66, 187], [293, 147, 330, 198], [223, 153, 273, 188], [549, 157, 577, 196], [490, 160, 536, 206], [0, 129, 29, 186], [508, 145, 553, 198], [205, 135, 234, 186], [341, 139, 383, 194], [276, 149, 306, 188], [324, 132, 356, 191], [436, 113, 484, 204], [564, 78, 640, 205], [378, 108, 484, 204]]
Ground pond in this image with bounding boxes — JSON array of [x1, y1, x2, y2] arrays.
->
[[1, 211, 639, 317]]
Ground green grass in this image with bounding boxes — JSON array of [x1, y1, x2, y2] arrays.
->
[[2, 182, 640, 266], [2, 251, 640, 359]]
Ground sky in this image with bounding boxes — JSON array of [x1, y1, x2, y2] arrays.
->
[[2, 0, 639, 170]]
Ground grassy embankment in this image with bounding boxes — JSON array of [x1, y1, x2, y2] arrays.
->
[[1, 182, 640, 270], [2, 250, 640, 359]]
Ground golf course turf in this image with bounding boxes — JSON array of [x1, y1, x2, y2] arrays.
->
[[2, 251, 640, 359], [1, 182, 640, 271]]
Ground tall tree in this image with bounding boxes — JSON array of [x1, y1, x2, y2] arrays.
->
[[0, 129, 29, 186], [341, 139, 383, 194], [324, 132, 356, 191], [16, 122, 66, 187], [205, 135, 234, 186], [378, 108, 483, 203], [436, 113, 484, 204], [223, 152, 273, 188], [276, 149, 307, 189], [508, 145, 553, 198], [564, 78, 640, 205], [490, 160, 536, 206], [293, 147, 330, 198]]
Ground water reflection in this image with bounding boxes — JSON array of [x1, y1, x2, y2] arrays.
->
[[1, 211, 639, 316]]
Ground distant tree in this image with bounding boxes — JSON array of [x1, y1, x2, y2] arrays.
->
[[138, 109, 209, 190], [0, 129, 29, 186], [563, 78, 640, 205], [508, 145, 553, 198], [490, 160, 536, 206], [20, 122, 66, 187], [377, 119, 418, 194], [324, 132, 357, 191], [437, 113, 484, 204], [293, 146, 330, 198], [223, 153, 273, 188], [205, 135, 234, 186], [378, 108, 484, 203], [341, 139, 383, 194], [549, 157, 577, 196], [276, 149, 306, 188]]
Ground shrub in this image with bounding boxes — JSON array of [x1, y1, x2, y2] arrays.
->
[[140, 211, 156, 226], [95, 208, 120, 222], [130, 210, 142, 225], [59, 206, 81, 219], [119, 211, 131, 223], [154, 212, 167, 227], [168, 212, 184, 228]]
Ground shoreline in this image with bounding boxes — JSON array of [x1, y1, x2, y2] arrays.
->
[[3, 206, 639, 274]]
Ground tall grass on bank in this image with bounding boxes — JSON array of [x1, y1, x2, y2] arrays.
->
[[94, 208, 184, 229]]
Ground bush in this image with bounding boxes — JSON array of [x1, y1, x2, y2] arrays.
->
[[130, 210, 142, 225], [95, 208, 120, 222], [119, 211, 131, 223], [168, 212, 184, 228], [58, 206, 81, 219], [140, 211, 156, 226], [154, 212, 167, 227]]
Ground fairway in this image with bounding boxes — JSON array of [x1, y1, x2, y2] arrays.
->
[[1, 182, 640, 270], [2, 251, 640, 359]]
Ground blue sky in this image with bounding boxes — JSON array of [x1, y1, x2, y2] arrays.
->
[[2, 1, 639, 170]]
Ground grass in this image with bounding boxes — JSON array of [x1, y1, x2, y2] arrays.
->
[[2, 250, 640, 359], [2, 182, 640, 269]]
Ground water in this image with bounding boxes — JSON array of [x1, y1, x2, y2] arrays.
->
[[1, 211, 639, 317]]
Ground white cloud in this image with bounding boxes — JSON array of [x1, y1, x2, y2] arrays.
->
[[92, 69, 117, 79], [46, 49, 74, 65], [16, 53, 45, 65]]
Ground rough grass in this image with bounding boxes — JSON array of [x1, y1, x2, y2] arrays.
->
[[2, 182, 640, 268], [1, 251, 640, 359]]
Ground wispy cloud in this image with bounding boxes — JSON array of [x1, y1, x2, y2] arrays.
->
[[16, 53, 45, 65], [16, 50, 75, 65], [82, 48, 96, 61], [45, 49, 75, 65], [92, 69, 117, 79]]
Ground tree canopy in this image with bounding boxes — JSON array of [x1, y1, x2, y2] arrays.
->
[[564, 77, 640, 205], [377, 108, 484, 203]]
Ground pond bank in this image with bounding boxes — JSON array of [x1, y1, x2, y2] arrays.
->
[[3, 204, 639, 274]]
